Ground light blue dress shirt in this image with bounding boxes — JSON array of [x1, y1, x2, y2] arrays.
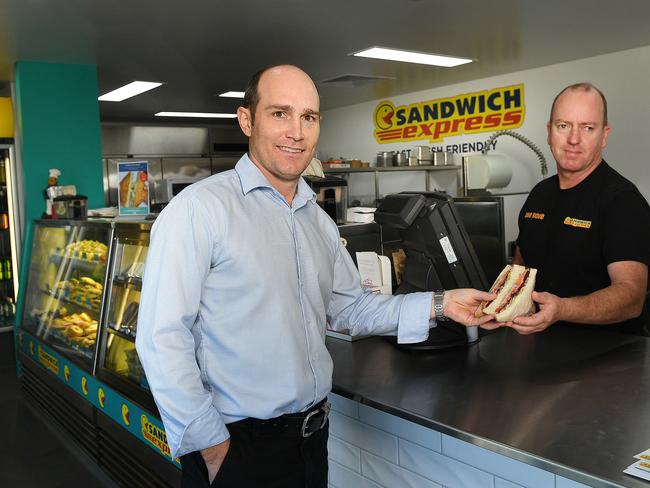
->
[[136, 154, 434, 458]]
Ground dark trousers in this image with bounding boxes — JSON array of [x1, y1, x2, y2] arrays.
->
[[180, 418, 329, 488]]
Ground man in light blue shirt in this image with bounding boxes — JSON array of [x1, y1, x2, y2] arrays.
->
[[136, 64, 495, 488]]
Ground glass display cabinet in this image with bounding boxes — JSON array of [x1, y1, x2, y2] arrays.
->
[[96, 222, 154, 409], [20, 220, 112, 371], [18, 219, 181, 486]]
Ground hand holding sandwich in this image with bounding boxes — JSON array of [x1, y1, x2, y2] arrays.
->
[[507, 291, 563, 334], [437, 289, 498, 326], [475, 264, 538, 330]]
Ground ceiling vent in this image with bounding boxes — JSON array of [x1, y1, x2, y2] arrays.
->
[[317, 73, 394, 88]]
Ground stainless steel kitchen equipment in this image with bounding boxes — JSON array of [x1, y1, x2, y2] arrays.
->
[[394, 150, 409, 166], [432, 151, 452, 166], [415, 146, 433, 164], [52, 195, 88, 220], [376, 151, 394, 167]]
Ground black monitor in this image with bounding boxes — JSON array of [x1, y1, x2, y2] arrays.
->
[[374, 191, 488, 350]]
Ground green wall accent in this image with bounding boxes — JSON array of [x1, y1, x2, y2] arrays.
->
[[14, 61, 104, 223], [13, 61, 104, 333]]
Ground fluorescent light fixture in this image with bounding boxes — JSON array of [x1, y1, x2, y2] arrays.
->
[[98, 81, 163, 102], [155, 112, 237, 118], [351, 47, 472, 67], [219, 91, 245, 98]]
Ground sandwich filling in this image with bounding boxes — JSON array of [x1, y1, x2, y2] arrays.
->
[[494, 268, 530, 314]]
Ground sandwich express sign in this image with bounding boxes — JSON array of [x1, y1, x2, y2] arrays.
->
[[373, 83, 525, 144]]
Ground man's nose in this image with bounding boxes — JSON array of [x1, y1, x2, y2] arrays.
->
[[286, 116, 304, 140], [567, 126, 580, 144]]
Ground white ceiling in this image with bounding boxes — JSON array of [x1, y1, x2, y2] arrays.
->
[[1, 0, 650, 124]]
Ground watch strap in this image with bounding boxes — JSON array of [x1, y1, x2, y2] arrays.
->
[[433, 290, 448, 321]]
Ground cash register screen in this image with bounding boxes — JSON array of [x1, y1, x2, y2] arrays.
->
[[375, 192, 488, 294]]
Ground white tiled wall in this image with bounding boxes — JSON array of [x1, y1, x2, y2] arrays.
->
[[327, 394, 593, 488]]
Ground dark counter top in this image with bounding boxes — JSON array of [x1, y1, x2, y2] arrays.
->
[[327, 327, 650, 487]]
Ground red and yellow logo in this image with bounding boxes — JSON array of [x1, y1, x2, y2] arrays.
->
[[81, 376, 88, 396], [373, 83, 525, 144], [141, 415, 172, 459], [64, 365, 70, 382], [374, 102, 396, 130], [29, 341, 34, 355], [563, 216, 592, 229], [98, 388, 106, 408], [122, 404, 130, 426], [38, 346, 59, 375]]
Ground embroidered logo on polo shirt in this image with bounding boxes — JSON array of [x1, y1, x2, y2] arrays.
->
[[563, 217, 592, 229], [524, 211, 545, 220]]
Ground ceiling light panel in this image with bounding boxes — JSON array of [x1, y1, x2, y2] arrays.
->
[[155, 112, 237, 118], [352, 47, 472, 67], [219, 91, 245, 98], [98, 81, 163, 102]]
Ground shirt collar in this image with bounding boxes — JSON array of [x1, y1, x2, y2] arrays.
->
[[235, 153, 316, 206]]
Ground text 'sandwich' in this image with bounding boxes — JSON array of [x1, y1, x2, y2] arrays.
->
[[475, 264, 537, 322]]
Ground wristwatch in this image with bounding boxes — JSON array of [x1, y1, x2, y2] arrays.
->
[[433, 290, 449, 321]]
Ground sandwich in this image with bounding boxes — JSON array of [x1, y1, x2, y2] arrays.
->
[[132, 171, 148, 207], [119, 172, 134, 207], [119, 171, 148, 208], [475, 264, 537, 321]]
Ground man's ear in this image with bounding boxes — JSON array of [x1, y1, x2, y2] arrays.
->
[[601, 125, 611, 149], [237, 107, 253, 136]]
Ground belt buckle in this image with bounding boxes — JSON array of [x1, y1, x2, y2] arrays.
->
[[301, 402, 330, 438]]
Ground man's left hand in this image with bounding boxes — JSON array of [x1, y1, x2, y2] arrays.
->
[[508, 291, 563, 334], [441, 289, 497, 327]]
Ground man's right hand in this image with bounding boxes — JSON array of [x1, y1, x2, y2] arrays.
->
[[201, 439, 230, 483], [441, 288, 497, 326]]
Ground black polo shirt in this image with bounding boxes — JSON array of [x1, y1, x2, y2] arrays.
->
[[517, 160, 650, 334]]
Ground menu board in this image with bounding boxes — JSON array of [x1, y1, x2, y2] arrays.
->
[[117, 161, 150, 216]]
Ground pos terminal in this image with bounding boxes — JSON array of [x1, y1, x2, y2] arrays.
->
[[374, 192, 488, 350]]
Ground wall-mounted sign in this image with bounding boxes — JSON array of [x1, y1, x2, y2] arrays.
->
[[373, 84, 525, 144]]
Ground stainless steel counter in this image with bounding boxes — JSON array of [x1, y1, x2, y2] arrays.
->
[[327, 327, 650, 487]]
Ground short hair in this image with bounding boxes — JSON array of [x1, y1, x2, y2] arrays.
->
[[242, 64, 318, 124], [242, 65, 273, 123], [549, 82, 608, 125]]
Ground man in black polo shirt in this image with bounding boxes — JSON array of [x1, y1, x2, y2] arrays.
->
[[509, 82, 650, 335]]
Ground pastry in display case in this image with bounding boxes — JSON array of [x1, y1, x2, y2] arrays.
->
[[97, 222, 152, 405], [20, 220, 111, 370]]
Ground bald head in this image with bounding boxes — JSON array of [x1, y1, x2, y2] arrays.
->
[[550, 82, 608, 126], [243, 64, 319, 123]]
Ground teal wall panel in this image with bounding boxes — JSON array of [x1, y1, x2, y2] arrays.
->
[[14, 61, 104, 224]]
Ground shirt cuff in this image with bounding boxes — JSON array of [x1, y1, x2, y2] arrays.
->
[[397, 292, 434, 344], [173, 406, 230, 459]]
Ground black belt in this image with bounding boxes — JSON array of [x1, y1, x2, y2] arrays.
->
[[237, 399, 331, 438]]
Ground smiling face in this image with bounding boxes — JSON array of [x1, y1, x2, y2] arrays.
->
[[237, 65, 320, 197], [547, 88, 610, 187]]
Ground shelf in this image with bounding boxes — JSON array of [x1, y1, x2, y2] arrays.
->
[[324, 165, 459, 174], [112, 276, 142, 291], [26, 317, 95, 361], [49, 251, 106, 273], [107, 326, 136, 343], [40, 289, 100, 314]]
